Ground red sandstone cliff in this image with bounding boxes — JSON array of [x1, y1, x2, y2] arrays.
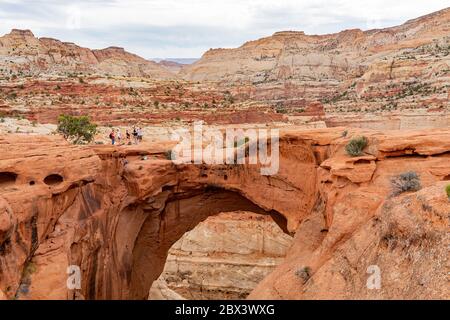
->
[[0, 128, 449, 300]]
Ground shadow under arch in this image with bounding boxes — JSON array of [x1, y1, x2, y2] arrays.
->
[[125, 185, 290, 300]]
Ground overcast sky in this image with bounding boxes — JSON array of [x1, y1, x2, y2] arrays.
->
[[0, 0, 448, 59]]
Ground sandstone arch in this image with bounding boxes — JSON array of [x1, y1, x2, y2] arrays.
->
[[3, 130, 448, 300], [124, 187, 289, 300], [103, 137, 319, 299]]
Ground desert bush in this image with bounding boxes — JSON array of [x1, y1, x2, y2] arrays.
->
[[276, 106, 288, 114], [57, 114, 97, 144], [445, 184, 450, 200], [165, 150, 176, 160], [234, 137, 250, 148], [295, 266, 312, 284], [22, 262, 37, 279], [390, 171, 421, 196], [345, 136, 368, 156], [7, 92, 17, 100]]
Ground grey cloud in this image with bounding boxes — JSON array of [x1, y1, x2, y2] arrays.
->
[[1, 1, 448, 58]]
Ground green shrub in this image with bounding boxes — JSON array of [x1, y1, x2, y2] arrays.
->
[[57, 114, 97, 144], [164, 150, 174, 160], [295, 266, 312, 284], [345, 136, 368, 156], [445, 185, 450, 200], [390, 171, 421, 196], [22, 262, 37, 279], [234, 137, 250, 148], [276, 106, 288, 114], [7, 92, 17, 100]]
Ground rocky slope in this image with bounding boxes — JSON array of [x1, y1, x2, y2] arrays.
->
[[0, 30, 173, 79], [149, 211, 293, 300], [0, 9, 449, 128], [181, 8, 450, 113], [182, 8, 449, 82], [0, 128, 449, 300], [157, 60, 187, 74]]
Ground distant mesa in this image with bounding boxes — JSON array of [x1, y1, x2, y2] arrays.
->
[[103, 46, 126, 52], [0, 29, 175, 79], [152, 58, 199, 65], [272, 31, 305, 37], [9, 29, 34, 37]]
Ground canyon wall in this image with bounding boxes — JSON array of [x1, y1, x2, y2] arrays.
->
[[149, 211, 293, 300], [0, 9, 448, 130], [0, 128, 449, 300], [181, 8, 449, 113], [182, 8, 449, 83], [0, 30, 173, 79]]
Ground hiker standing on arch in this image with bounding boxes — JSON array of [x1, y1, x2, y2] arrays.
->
[[116, 129, 122, 144], [137, 127, 143, 143], [109, 129, 116, 145], [132, 127, 138, 144]]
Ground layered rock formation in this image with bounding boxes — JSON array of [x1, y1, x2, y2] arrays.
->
[[0, 128, 449, 300], [157, 60, 187, 74], [181, 8, 450, 113], [0, 9, 449, 129], [149, 211, 293, 300], [0, 76, 290, 127], [0, 30, 173, 79], [182, 8, 450, 82]]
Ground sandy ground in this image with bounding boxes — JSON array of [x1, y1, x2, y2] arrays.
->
[[0, 117, 298, 146]]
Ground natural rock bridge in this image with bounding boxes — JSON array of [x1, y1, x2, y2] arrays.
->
[[0, 128, 449, 300]]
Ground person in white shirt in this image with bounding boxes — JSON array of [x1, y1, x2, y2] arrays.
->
[[137, 127, 143, 143]]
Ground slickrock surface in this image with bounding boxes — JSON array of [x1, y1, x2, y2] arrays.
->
[[0, 128, 449, 300], [249, 181, 450, 299], [149, 211, 293, 300]]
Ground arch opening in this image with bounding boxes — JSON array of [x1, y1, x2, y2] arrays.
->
[[149, 210, 292, 300], [124, 186, 291, 300]]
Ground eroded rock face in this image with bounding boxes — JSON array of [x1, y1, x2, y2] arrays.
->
[[149, 211, 293, 300], [0, 128, 449, 300], [182, 9, 449, 83], [181, 8, 449, 114], [0, 30, 173, 79], [249, 182, 450, 299]]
